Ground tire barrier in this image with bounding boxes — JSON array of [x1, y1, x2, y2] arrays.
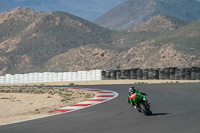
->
[[148, 69, 153, 80], [185, 68, 191, 80], [143, 69, 149, 80], [169, 67, 176, 80], [191, 67, 197, 80], [116, 71, 121, 80], [125, 69, 131, 79], [101, 71, 106, 80], [164, 68, 170, 80], [101, 67, 200, 80], [196, 67, 200, 80], [131, 68, 137, 79], [137, 69, 143, 80], [120, 69, 126, 79], [159, 69, 165, 80], [105, 70, 111, 80], [180, 68, 185, 80], [0, 70, 102, 84], [1, 67, 200, 84], [175, 68, 180, 80], [153, 69, 159, 80]]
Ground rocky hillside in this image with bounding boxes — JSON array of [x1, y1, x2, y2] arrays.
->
[[94, 0, 200, 30], [37, 45, 200, 72], [37, 15, 200, 72], [0, 8, 199, 75], [0, 7, 113, 75]]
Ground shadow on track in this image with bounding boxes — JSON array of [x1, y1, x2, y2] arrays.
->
[[150, 113, 171, 116]]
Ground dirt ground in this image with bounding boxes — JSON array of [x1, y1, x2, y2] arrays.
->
[[0, 87, 97, 125]]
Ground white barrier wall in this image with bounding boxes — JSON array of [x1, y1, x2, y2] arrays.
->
[[0, 70, 102, 84]]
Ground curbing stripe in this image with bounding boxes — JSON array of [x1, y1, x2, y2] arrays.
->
[[55, 109, 74, 112], [98, 92, 113, 93], [55, 87, 118, 112], [97, 95, 114, 97], [70, 104, 92, 106], [88, 99, 107, 101]]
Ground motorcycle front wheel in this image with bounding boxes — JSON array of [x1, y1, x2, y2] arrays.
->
[[139, 103, 152, 115]]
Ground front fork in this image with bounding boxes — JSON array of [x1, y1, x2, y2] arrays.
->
[[143, 98, 150, 109]]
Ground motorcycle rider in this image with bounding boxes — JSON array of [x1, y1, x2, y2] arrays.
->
[[128, 86, 147, 109]]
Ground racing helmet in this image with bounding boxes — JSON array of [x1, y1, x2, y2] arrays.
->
[[129, 86, 135, 92]]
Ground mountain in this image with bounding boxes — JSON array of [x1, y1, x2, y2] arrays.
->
[[107, 15, 189, 51], [150, 20, 200, 52], [0, 0, 127, 21], [0, 8, 199, 75], [35, 15, 200, 72], [94, 0, 200, 30], [0, 7, 114, 75]]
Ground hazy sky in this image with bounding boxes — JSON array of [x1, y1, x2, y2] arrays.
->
[[1, 0, 127, 21], [1, 0, 200, 21]]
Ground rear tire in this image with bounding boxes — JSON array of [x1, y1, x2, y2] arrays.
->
[[139, 103, 151, 115]]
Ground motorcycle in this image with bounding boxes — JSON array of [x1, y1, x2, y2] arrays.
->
[[127, 92, 152, 115]]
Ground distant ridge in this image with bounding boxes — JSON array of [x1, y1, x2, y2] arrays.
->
[[94, 0, 200, 30]]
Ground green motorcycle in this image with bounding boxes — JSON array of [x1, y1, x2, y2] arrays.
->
[[127, 90, 152, 115]]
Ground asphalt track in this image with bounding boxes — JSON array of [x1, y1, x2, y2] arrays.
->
[[0, 83, 200, 133]]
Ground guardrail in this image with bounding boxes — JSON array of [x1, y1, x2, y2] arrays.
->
[[101, 67, 200, 80]]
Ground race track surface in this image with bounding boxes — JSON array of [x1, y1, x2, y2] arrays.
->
[[1, 83, 200, 133]]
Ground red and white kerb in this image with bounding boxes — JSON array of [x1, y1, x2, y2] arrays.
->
[[55, 88, 118, 112]]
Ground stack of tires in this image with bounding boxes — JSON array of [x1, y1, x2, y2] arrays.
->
[[143, 69, 149, 80], [101, 67, 200, 80], [110, 70, 117, 80], [116, 71, 121, 80], [121, 70, 126, 79], [159, 69, 165, 80], [169, 67, 176, 80], [148, 69, 153, 80], [105, 70, 111, 80], [185, 68, 191, 80], [175, 68, 180, 80], [180, 68, 185, 80], [191, 67, 197, 80], [153, 69, 159, 80], [137, 69, 143, 80], [131, 68, 137, 79], [196, 67, 200, 80], [164, 68, 170, 80]]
